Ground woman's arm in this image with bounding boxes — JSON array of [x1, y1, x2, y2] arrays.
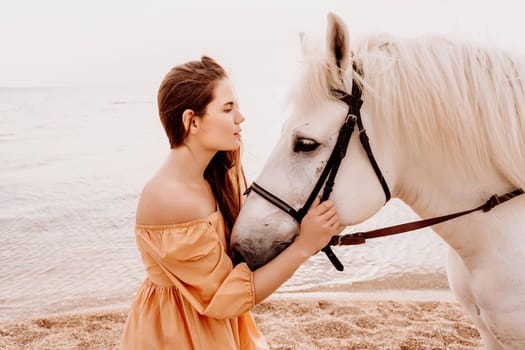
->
[[253, 198, 340, 304]]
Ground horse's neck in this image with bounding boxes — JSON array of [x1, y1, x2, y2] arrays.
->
[[397, 162, 518, 258]]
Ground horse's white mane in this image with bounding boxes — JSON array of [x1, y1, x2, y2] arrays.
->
[[293, 34, 525, 189]]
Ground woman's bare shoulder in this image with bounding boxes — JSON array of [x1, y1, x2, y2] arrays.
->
[[135, 176, 208, 226]]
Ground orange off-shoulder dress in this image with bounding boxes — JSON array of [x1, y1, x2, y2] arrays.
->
[[121, 209, 268, 350]]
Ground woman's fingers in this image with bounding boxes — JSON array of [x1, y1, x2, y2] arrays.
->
[[304, 199, 340, 234], [297, 198, 341, 255], [328, 214, 339, 228], [317, 205, 337, 224], [311, 197, 321, 208], [309, 199, 334, 216], [321, 205, 337, 219]]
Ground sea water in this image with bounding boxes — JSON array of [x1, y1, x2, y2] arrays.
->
[[0, 85, 447, 322]]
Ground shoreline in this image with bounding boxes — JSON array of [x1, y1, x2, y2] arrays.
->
[[274, 288, 456, 302], [0, 289, 482, 350], [0, 271, 451, 324]]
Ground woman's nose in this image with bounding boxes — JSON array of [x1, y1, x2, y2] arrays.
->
[[235, 110, 245, 124]]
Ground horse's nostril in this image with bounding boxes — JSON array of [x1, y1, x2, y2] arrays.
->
[[231, 248, 246, 265]]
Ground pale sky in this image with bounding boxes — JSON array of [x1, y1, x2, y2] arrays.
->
[[2, 0, 525, 87]]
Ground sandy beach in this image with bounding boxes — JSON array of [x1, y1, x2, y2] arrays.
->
[[0, 291, 481, 350]]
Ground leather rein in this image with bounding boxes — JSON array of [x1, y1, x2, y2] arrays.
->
[[246, 76, 524, 271]]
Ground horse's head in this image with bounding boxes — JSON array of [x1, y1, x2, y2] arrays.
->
[[231, 13, 397, 269]]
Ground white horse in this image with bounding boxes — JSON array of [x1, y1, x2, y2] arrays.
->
[[231, 13, 525, 349]]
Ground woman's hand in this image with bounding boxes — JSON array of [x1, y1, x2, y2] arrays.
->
[[293, 197, 340, 256]]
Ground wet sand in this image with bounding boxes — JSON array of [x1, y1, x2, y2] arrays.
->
[[0, 291, 481, 350]]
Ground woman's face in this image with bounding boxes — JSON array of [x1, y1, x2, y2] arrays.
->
[[196, 78, 245, 151]]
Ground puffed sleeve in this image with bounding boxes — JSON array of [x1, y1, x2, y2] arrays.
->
[[135, 220, 255, 319]]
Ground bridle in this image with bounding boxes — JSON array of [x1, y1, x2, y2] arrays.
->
[[246, 75, 391, 271], [245, 71, 524, 271]]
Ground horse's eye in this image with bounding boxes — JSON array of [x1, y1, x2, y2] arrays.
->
[[293, 138, 320, 153]]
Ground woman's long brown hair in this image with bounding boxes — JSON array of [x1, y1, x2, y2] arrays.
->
[[204, 151, 246, 252], [157, 56, 247, 252]]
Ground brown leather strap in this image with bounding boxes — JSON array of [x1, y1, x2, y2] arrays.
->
[[329, 188, 524, 246]]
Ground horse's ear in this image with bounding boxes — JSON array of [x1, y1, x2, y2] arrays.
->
[[326, 12, 350, 75]]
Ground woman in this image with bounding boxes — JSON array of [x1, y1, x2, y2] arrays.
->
[[121, 56, 340, 349]]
